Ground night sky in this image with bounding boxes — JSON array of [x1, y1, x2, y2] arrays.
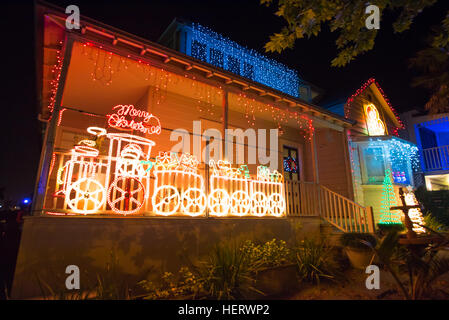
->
[[2, 0, 449, 203]]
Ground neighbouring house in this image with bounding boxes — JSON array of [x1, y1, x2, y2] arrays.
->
[[321, 78, 420, 224], [13, 2, 387, 298], [401, 110, 449, 190]]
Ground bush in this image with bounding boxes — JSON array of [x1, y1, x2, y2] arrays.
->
[[195, 241, 262, 300], [424, 214, 448, 232], [295, 239, 341, 284], [138, 267, 201, 299], [415, 186, 449, 227], [240, 239, 292, 268], [340, 232, 377, 250]]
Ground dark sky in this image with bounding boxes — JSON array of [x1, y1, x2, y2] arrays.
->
[[2, 0, 448, 202]]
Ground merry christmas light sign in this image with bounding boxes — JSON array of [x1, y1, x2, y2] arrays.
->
[[107, 104, 161, 135]]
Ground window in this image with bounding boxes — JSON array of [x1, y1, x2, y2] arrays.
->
[[362, 147, 385, 184], [191, 40, 207, 61], [283, 146, 300, 181], [209, 48, 224, 68], [242, 62, 254, 80], [227, 56, 240, 75]]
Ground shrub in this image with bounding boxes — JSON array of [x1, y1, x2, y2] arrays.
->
[[340, 232, 377, 250], [240, 239, 292, 268], [294, 239, 341, 284], [424, 214, 448, 232], [195, 241, 262, 300], [137, 267, 201, 299]]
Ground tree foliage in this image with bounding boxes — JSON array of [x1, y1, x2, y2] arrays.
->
[[262, 0, 449, 113], [261, 0, 445, 66]]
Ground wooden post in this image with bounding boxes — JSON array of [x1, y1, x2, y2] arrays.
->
[[367, 206, 375, 233], [32, 37, 74, 215], [222, 89, 228, 160]]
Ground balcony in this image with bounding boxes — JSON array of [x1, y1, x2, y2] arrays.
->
[[421, 145, 449, 172]]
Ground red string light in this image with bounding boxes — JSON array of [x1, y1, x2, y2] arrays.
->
[[47, 41, 64, 115], [345, 78, 404, 136]]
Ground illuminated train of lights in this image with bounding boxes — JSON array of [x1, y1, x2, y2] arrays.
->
[[52, 121, 286, 217]]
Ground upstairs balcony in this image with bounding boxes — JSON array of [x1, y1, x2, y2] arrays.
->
[[421, 144, 449, 172]]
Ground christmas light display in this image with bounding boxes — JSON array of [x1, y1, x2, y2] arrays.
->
[[379, 169, 402, 224], [364, 103, 386, 136], [187, 23, 301, 98], [345, 78, 404, 136], [76, 42, 315, 141], [404, 186, 426, 234], [208, 160, 285, 217], [152, 152, 206, 216], [234, 93, 315, 140], [107, 105, 161, 135], [366, 137, 420, 184], [47, 40, 64, 114], [51, 123, 286, 217]]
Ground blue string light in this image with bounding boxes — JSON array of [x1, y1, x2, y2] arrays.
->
[[187, 23, 301, 98], [366, 137, 420, 185]]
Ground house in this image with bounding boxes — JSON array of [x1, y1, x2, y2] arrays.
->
[[401, 110, 449, 190], [321, 78, 420, 224], [13, 2, 376, 298]]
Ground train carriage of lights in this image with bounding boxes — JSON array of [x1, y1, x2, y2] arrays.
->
[[50, 105, 285, 218]]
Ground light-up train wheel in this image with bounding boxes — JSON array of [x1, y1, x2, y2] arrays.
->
[[181, 188, 206, 217], [107, 177, 145, 215], [152, 186, 180, 216], [251, 192, 268, 217], [230, 191, 251, 216], [208, 189, 230, 216], [268, 193, 285, 217], [65, 178, 106, 214]]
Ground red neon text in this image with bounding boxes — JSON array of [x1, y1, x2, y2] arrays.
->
[[108, 105, 161, 135]]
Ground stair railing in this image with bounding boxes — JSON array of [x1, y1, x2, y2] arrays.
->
[[285, 181, 375, 233]]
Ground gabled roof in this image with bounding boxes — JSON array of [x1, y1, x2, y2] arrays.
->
[[345, 78, 404, 129]]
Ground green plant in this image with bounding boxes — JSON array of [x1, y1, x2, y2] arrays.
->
[[35, 273, 94, 300], [294, 239, 341, 284], [137, 267, 201, 299], [376, 223, 406, 236], [196, 241, 262, 300], [340, 233, 377, 250], [424, 214, 448, 233], [341, 233, 376, 249], [365, 229, 449, 299], [240, 239, 292, 268]]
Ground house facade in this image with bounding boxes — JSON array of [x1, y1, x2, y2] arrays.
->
[[323, 78, 420, 224], [13, 3, 376, 298]]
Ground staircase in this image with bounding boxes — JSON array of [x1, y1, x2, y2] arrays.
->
[[285, 181, 375, 234]]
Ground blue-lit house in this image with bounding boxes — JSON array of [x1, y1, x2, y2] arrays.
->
[[401, 111, 449, 190]]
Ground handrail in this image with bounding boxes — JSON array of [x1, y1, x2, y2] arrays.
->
[[284, 180, 375, 233]]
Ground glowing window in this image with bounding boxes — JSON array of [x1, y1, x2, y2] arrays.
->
[[364, 103, 386, 136]]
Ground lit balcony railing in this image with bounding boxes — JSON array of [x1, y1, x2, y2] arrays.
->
[[422, 145, 449, 172]]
